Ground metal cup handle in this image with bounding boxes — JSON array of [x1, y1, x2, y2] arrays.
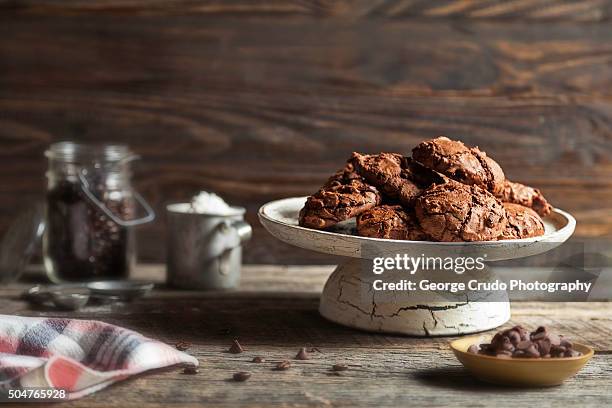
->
[[217, 220, 251, 276], [78, 170, 155, 227], [230, 220, 252, 243], [198, 219, 252, 263]]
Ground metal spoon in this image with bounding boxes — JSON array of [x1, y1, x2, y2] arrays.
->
[[50, 287, 90, 311], [23, 284, 90, 311]]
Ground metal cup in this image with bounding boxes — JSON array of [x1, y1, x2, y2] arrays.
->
[[166, 204, 252, 289]]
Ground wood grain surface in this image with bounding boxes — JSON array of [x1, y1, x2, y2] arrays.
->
[[2, 0, 612, 21], [0, 1, 611, 264], [3, 264, 612, 407]]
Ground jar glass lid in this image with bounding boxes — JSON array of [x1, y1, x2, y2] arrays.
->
[[45, 142, 134, 164]]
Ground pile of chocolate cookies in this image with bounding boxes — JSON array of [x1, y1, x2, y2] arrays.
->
[[299, 137, 552, 242], [468, 325, 582, 359]]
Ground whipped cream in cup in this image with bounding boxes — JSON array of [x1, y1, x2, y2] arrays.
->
[[169, 191, 244, 216], [189, 192, 233, 215]]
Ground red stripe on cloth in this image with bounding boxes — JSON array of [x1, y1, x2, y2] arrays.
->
[[0, 337, 17, 353], [46, 357, 84, 391]]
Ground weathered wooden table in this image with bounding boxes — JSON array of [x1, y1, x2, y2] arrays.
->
[[3, 265, 611, 407]]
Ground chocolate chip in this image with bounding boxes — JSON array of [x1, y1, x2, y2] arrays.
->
[[478, 343, 492, 352], [514, 326, 529, 341], [275, 360, 291, 371], [531, 326, 547, 340], [332, 364, 348, 372], [295, 347, 310, 360], [491, 333, 514, 352], [548, 333, 561, 346], [309, 347, 322, 353], [183, 366, 199, 375], [534, 338, 552, 355], [467, 344, 479, 354], [228, 339, 244, 354], [523, 344, 540, 358], [551, 345, 567, 357], [517, 340, 533, 350], [233, 372, 251, 382], [175, 341, 191, 351], [505, 330, 521, 346], [252, 356, 265, 363]]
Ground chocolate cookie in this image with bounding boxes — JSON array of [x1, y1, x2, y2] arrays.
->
[[501, 203, 545, 240], [350, 152, 422, 206], [299, 165, 381, 229], [412, 136, 505, 195], [497, 180, 552, 217], [321, 162, 361, 189], [405, 158, 449, 188], [357, 205, 429, 240], [415, 181, 507, 242]]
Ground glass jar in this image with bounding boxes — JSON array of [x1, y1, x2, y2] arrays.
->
[[43, 142, 154, 283]]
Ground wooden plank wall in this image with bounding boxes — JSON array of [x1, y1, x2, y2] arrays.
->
[[0, 1, 611, 264]]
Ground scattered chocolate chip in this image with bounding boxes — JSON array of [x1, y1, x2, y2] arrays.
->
[[332, 364, 348, 372], [275, 360, 291, 371], [175, 341, 191, 351], [295, 347, 310, 360], [183, 366, 199, 375], [228, 339, 244, 354], [252, 356, 265, 363], [233, 372, 251, 382]]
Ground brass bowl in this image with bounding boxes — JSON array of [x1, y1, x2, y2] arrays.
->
[[450, 335, 594, 387]]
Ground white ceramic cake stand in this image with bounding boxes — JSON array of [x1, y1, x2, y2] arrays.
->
[[258, 197, 576, 336]]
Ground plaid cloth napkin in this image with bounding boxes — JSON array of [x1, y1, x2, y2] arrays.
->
[[0, 314, 198, 400]]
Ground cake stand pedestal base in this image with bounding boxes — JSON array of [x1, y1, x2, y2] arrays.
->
[[319, 259, 510, 336]]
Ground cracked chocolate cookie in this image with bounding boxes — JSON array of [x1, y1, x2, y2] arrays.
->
[[498, 180, 552, 217], [299, 165, 381, 229], [415, 181, 507, 242], [350, 152, 422, 206], [357, 205, 429, 240], [412, 136, 505, 195], [500, 202, 545, 240]]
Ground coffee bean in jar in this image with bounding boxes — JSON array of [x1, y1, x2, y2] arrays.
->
[[43, 143, 154, 283]]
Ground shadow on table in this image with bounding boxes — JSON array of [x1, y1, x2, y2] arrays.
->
[[412, 367, 550, 393]]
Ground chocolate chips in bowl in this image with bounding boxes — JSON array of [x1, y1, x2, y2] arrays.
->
[[468, 326, 582, 359], [450, 326, 594, 387]]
